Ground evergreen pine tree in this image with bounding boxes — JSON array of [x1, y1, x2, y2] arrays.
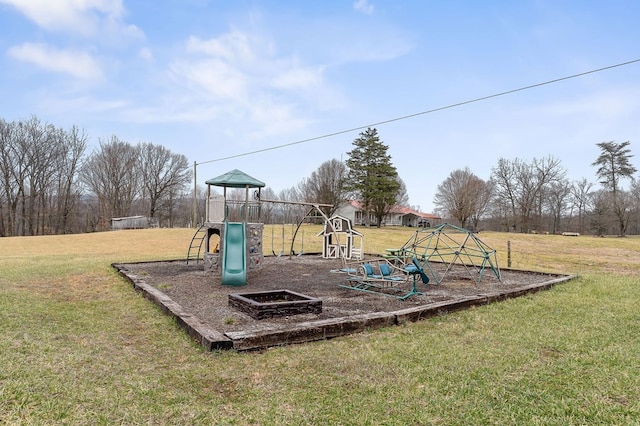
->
[[344, 128, 400, 227]]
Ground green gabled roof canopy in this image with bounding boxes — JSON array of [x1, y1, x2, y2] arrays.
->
[[205, 169, 266, 188]]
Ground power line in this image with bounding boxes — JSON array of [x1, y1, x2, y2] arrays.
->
[[197, 57, 640, 166]]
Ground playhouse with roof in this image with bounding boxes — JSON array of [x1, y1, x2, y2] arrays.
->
[[317, 214, 364, 260]]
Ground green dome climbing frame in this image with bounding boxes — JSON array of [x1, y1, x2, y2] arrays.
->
[[400, 223, 501, 285]]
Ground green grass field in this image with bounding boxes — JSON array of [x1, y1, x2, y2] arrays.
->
[[1, 227, 639, 424]]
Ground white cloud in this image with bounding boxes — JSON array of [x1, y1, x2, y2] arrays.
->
[[167, 29, 332, 132], [171, 58, 248, 100], [186, 33, 256, 62], [0, 0, 143, 39], [175, 31, 330, 96], [7, 42, 104, 80], [247, 98, 311, 138], [271, 65, 324, 90], [353, 0, 374, 15], [0, 0, 118, 33]]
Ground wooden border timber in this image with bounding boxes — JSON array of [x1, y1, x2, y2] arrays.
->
[[113, 261, 576, 352]]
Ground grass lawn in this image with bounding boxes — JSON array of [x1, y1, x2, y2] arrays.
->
[[1, 227, 639, 424]]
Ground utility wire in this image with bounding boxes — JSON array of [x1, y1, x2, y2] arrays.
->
[[197, 57, 640, 166]]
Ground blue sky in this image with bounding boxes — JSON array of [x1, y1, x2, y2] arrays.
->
[[1, 0, 639, 213]]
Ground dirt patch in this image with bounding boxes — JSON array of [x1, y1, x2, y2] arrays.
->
[[118, 255, 565, 337]]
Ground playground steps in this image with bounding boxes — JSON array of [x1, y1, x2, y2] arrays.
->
[[186, 224, 207, 264]]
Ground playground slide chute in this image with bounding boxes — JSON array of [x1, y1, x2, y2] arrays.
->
[[221, 222, 247, 286]]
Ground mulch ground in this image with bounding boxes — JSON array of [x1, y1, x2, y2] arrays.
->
[[118, 254, 564, 335]]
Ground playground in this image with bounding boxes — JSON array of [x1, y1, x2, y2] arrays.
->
[[117, 255, 571, 350], [114, 168, 574, 350]]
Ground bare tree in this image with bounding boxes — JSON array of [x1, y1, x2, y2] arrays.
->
[[277, 187, 305, 223], [48, 126, 87, 234], [470, 178, 494, 231], [395, 176, 410, 208], [0, 118, 88, 235], [191, 183, 208, 226], [138, 142, 191, 221], [0, 120, 6, 236], [0, 115, 199, 233], [434, 167, 491, 229], [616, 190, 635, 236], [628, 178, 640, 234], [491, 156, 566, 232], [486, 194, 512, 232], [0, 119, 22, 236], [570, 178, 594, 235], [0, 117, 73, 236], [22, 116, 59, 235], [298, 158, 348, 215], [491, 158, 518, 231], [10, 118, 44, 235], [545, 180, 571, 234], [259, 187, 278, 224], [589, 189, 613, 236], [592, 141, 637, 236], [80, 136, 141, 230]]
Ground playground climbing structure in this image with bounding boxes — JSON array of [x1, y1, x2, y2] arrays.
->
[[400, 223, 501, 285], [187, 168, 339, 287], [187, 169, 266, 286], [338, 223, 500, 300]]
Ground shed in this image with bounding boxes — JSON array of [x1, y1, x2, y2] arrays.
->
[[111, 216, 157, 230]]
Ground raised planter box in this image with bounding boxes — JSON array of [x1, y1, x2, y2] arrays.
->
[[229, 289, 322, 320]]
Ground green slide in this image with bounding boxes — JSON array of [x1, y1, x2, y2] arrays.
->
[[222, 222, 247, 286]]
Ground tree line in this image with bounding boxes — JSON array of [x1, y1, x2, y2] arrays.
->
[[2, 115, 637, 236], [0, 116, 192, 236], [264, 129, 640, 237], [433, 141, 640, 236]]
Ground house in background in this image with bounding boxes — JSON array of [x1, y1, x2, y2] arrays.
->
[[334, 201, 441, 227]]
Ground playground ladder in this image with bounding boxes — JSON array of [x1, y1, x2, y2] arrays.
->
[[186, 224, 207, 264]]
